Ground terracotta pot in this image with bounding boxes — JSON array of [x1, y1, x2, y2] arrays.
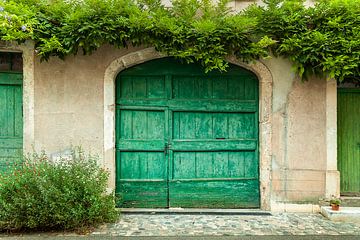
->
[[331, 204, 340, 211]]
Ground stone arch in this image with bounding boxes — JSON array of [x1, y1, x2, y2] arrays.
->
[[103, 48, 273, 210]]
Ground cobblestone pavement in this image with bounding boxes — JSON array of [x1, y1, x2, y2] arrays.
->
[[91, 213, 360, 237]]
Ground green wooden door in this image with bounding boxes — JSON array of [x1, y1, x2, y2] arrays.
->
[[0, 72, 23, 172], [338, 89, 360, 194], [116, 58, 259, 208]]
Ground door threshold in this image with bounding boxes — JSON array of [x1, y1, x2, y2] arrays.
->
[[119, 208, 271, 215], [341, 196, 360, 199], [341, 194, 360, 198]]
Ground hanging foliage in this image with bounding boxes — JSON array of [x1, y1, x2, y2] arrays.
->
[[246, 0, 360, 81], [0, 0, 359, 81]]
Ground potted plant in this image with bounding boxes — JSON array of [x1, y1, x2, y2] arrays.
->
[[330, 198, 341, 211]]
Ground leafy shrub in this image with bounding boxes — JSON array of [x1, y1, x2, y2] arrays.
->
[[0, 148, 118, 231]]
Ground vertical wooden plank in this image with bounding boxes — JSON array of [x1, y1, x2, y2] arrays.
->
[[228, 114, 255, 139], [195, 152, 212, 178], [0, 86, 6, 136], [147, 76, 165, 99], [212, 76, 227, 99], [14, 86, 23, 137], [228, 152, 245, 177], [147, 152, 166, 179], [238, 76, 246, 100], [132, 77, 147, 98], [132, 111, 147, 139], [213, 152, 227, 177], [173, 152, 195, 179], [120, 110, 133, 139], [339, 92, 347, 191], [213, 113, 228, 139], [244, 77, 256, 100], [171, 76, 178, 99], [176, 77, 195, 99], [119, 76, 133, 99], [173, 112, 180, 139], [120, 152, 140, 179], [228, 77, 241, 100], [147, 111, 165, 139], [244, 151, 258, 178], [194, 112, 201, 139], [116, 150, 122, 182], [193, 76, 200, 98], [165, 75, 172, 100], [337, 92, 342, 188], [197, 77, 212, 99], [180, 112, 196, 139], [139, 152, 147, 179], [340, 92, 346, 190], [197, 113, 212, 139], [8, 87, 15, 136]]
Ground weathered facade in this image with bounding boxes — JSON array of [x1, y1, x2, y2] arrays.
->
[[3, 0, 358, 214], [0, 40, 343, 212]]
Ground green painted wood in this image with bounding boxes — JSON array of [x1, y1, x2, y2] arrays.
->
[[116, 57, 259, 208], [171, 140, 257, 151], [0, 72, 23, 172], [169, 180, 260, 208], [117, 181, 168, 208], [338, 89, 360, 194], [0, 73, 23, 85], [118, 99, 257, 112], [115, 108, 168, 208]]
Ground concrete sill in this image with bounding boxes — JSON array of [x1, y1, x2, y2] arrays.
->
[[321, 206, 360, 224], [119, 208, 271, 215]]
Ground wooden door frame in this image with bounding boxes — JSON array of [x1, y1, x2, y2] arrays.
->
[[103, 48, 273, 210], [0, 41, 35, 153]]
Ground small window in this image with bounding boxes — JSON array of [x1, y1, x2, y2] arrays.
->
[[0, 52, 23, 72]]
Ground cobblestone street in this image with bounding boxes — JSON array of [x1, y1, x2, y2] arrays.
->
[[91, 213, 360, 237]]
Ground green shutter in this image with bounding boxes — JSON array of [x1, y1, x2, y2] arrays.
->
[[116, 58, 260, 208]]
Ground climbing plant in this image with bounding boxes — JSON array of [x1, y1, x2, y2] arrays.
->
[[0, 0, 359, 81], [246, 0, 360, 81]]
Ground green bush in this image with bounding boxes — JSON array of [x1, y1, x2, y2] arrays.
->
[[0, 148, 118, 231]]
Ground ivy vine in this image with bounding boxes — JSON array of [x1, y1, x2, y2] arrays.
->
[[0, 0, 359, 81]]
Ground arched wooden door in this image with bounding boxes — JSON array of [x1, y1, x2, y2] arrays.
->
[[115, 58, 260, 208]]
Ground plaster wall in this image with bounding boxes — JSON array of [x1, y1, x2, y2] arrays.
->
[[33, 45, 142, 155], [228, 0, 315, 12], [162, 1, 316, 12], [264, 57, 330, 206], [32, 45, 335, 210]]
